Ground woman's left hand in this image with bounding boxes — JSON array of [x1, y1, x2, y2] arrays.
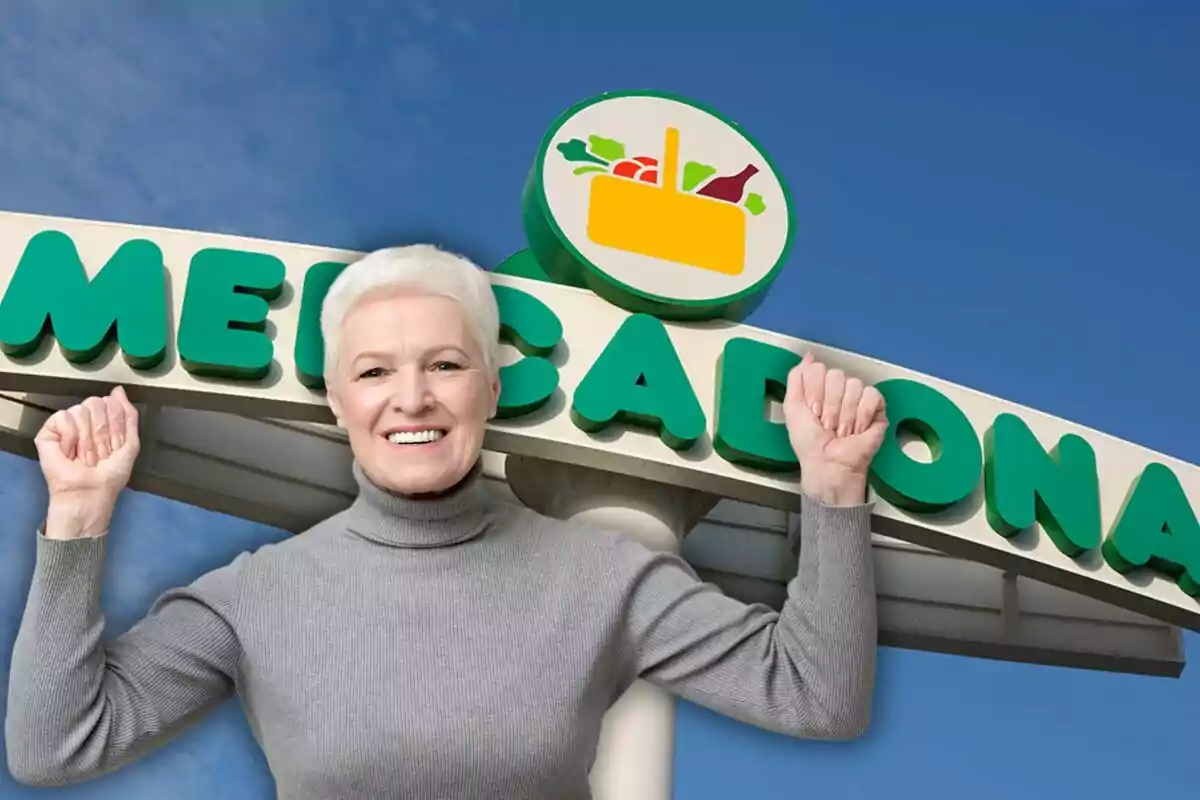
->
[[783, 353, 888, 506]]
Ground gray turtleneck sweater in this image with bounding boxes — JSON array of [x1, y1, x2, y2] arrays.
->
[[6, 463, 877, 798]]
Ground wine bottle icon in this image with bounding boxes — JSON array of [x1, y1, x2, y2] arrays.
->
[[585, 126, 749, 276], [697, 165, 759, 204]]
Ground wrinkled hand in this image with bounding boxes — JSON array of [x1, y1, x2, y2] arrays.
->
[[783, 353, 888, 506], [34, 386, 140, 538]]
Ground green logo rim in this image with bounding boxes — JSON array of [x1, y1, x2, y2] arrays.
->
[[520, 90, 796, 322]]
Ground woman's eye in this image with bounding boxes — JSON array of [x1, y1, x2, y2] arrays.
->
[[358, 367, 385, 379], [431, 361, 462, 372]]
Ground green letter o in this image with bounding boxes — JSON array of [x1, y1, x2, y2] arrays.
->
[[869, 379, 982, 512]]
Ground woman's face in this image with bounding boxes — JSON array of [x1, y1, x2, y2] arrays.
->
[[327, 289, 499, 496]]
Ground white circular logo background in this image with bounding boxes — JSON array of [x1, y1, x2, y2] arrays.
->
[[539, 94, 791, 307]]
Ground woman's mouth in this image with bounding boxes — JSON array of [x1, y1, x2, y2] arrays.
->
[[385, 428, 447, 446]]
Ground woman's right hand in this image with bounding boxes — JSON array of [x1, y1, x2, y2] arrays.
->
[[33, 386, 141, 540]]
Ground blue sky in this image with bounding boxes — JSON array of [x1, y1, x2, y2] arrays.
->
[[2, 2, 1199, 797]]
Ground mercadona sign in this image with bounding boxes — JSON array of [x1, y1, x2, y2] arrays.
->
[[0, 91, 1198, 632]]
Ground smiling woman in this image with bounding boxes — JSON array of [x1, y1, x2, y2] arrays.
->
[[320, 246, 501, 496], [5, 244, 884, 799]]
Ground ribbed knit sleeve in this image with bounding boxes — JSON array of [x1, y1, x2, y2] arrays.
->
[[5, 532, 246, 787], [619, 495, 878, 740]]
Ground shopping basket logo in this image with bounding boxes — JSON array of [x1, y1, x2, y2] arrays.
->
[[522, 91, 794, 322], [582, 125, 757, 276]]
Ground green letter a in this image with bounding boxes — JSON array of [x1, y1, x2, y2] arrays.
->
[[1102, 463, 1200, 596], [0, 230, 167, 368], [571, 314, 705, 450]]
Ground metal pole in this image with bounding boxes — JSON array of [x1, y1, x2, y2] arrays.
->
[[505, 455, 717, 800]]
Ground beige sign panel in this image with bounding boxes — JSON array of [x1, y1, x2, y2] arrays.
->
[[0, 210, 1198, 633], [0, 391, 1182, 677]]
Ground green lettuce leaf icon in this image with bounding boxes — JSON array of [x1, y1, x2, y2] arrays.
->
[[744, 192, 766, 215], [587, 135, 626, 162], [682, 161, 717, 192]]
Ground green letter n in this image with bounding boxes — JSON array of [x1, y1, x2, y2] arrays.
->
[[0, 230, 167, 368], [984, 413, 1101, 557]]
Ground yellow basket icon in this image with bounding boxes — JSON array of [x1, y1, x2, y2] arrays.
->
[[586, 127, 747, 276]]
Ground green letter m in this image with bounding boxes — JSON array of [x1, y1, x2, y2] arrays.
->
[[0, 230, 168, 368]]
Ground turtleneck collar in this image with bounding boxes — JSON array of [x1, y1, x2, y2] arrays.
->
[[344, 460, 493, 548]]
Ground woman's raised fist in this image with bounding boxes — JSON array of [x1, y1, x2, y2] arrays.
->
[[34, 386, 141, 532]]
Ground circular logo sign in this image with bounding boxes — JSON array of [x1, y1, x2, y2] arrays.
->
[[521, 91, 793, 321]]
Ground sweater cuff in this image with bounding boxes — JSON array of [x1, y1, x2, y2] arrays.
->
[[793, 494, 875, 560], [35, 527, 109, 587]]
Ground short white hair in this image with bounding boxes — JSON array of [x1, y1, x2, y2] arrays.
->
[[320, 244, 500, 381]]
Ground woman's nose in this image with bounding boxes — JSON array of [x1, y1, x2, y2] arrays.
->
[[390, 369, 435, 414]]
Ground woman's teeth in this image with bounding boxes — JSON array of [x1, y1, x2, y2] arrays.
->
[[387, 430, 445, 445]]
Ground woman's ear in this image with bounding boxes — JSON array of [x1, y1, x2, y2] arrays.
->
[[327, 384, 346, 428], [487, 372, 501, 420]]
